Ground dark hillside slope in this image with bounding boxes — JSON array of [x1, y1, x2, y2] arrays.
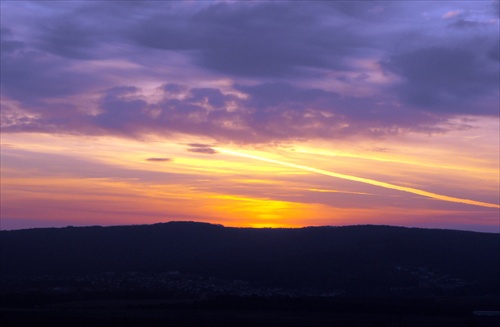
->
[[1, 222, 499, 294]]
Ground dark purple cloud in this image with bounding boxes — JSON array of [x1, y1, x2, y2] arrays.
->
[[1, 1, 498, 143], [38, 18, 100, 60], [81, 82, 446, 142], [146, 158, 172, 162], [107, 1, 389, 78], [0, 79, 473, 143], [187, 143, 215, 148], [188, 148, 217, 155], [488, 40, 500, 62], [0, 35, 97, 104], [186, 143, 217, 155], [449, 19, 484, 29], [382, 47, 499, 113]]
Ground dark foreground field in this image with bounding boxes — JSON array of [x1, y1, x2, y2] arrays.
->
[[1, 222, 499, 326], [2, 296, 500, 327]]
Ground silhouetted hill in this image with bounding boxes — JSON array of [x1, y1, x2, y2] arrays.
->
[[1, 222, 499, 295]]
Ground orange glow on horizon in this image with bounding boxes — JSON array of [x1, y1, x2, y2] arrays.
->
[[1, 133, 498, 232]]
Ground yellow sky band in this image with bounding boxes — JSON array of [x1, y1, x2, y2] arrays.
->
[[216, 148, 500, 209]]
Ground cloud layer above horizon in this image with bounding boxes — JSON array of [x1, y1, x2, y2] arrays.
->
[[2, 0, 498, 143]]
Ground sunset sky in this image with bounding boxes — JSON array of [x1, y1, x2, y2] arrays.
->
[[1, 1, 499, 232]]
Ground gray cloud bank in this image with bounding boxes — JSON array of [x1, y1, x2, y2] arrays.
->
[[1, 1, 498, 143]]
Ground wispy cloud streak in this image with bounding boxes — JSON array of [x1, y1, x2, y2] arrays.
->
[[216, 148, 500, 209]]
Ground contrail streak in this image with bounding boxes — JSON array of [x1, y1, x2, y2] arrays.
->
[[215, 148, 500, 209]]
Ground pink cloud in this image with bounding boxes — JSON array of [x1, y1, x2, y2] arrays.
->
[[442, 10, 463, 19]]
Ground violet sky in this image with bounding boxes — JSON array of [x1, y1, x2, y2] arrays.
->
[[1, 1, 499, 232]]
